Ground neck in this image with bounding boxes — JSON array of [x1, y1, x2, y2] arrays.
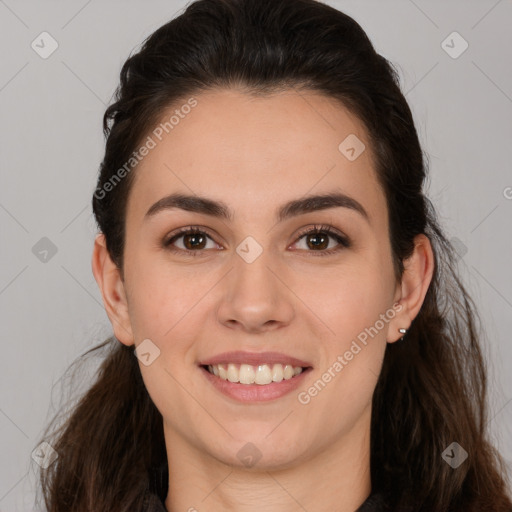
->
[[164, 408, 372, 512]]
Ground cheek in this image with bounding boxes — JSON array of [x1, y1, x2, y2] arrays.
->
[[298, 261, 392, 394], [298, 260, 390, 330], [126, 257, 202, 340]]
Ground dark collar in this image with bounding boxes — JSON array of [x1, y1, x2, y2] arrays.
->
[[141, 462, 169, 512], [142, 462, 388, 512]]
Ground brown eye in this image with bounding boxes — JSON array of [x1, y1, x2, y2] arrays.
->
[[164, 227, 218, 256], [303, 232, 330, 250], [180, 231, 207, 250], [292, 224, 351, 256], [163, 224, 350, 257]]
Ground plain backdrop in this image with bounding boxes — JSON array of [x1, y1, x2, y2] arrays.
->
[[0, 0, 511, 509]]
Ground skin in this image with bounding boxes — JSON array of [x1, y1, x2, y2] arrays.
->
[[92, 88, 434, 512]]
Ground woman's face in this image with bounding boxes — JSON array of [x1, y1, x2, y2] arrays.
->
[[104, 88, 408, 469]]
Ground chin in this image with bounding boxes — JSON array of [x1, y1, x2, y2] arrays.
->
[[208, 434, 310, 472]]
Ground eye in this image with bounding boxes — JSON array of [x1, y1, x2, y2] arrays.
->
[[163, 224, 351, 257], [163, 226, 220, 256], [291, 224, 351, 257]]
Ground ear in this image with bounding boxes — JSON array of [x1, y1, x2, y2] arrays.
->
[[91, 233, 134, 346], [387, 233, 435, 343]]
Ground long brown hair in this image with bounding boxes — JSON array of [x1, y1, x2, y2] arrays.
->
[[36, 0, 512, 510]]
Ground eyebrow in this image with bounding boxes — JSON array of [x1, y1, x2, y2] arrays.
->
[[144, 191, 370, 224]]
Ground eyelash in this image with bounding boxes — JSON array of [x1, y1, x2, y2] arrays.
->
[[163, 224, 351, 258]]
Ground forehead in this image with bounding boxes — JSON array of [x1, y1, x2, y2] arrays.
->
[[127, 88, 386, 226]]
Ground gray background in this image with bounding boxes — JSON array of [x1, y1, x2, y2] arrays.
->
[[1, 0, 511, 509]]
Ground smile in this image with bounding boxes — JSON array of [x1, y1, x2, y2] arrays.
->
[[199, 351, 313, 402], [204, 363, 304, 385]]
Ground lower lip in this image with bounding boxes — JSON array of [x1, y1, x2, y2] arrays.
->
[[200, 366, 311, 403]]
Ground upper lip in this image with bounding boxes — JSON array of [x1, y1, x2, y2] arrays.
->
[[199, 351, 312, 368]]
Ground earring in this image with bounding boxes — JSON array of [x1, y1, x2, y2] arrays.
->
[[398, 328, 407, 334]]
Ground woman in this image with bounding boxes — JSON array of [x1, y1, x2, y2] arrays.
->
[[36, 0, 512, 510]]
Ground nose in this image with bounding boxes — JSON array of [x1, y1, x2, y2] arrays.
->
[[215, 248, 295, 334]]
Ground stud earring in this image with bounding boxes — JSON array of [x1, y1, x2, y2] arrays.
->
[[398, 328, 407, 334]]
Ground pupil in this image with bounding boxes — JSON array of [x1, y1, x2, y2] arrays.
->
[[186, 234, 205, 249], [309, 233, 327, 250]]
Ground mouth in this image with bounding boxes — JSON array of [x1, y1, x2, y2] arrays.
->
[[201, 363, 310, 385], [198, 351, 313, 402]]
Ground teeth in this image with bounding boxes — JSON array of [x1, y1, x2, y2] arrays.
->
[[218, 365, 227, 380], [239, 363, 256, 384], [206, 363, 303, 385], [272, 364, 283, 382], [283, 364, 294, 380], [227, 363, 238, 383], [254, 364, 272, 385]]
